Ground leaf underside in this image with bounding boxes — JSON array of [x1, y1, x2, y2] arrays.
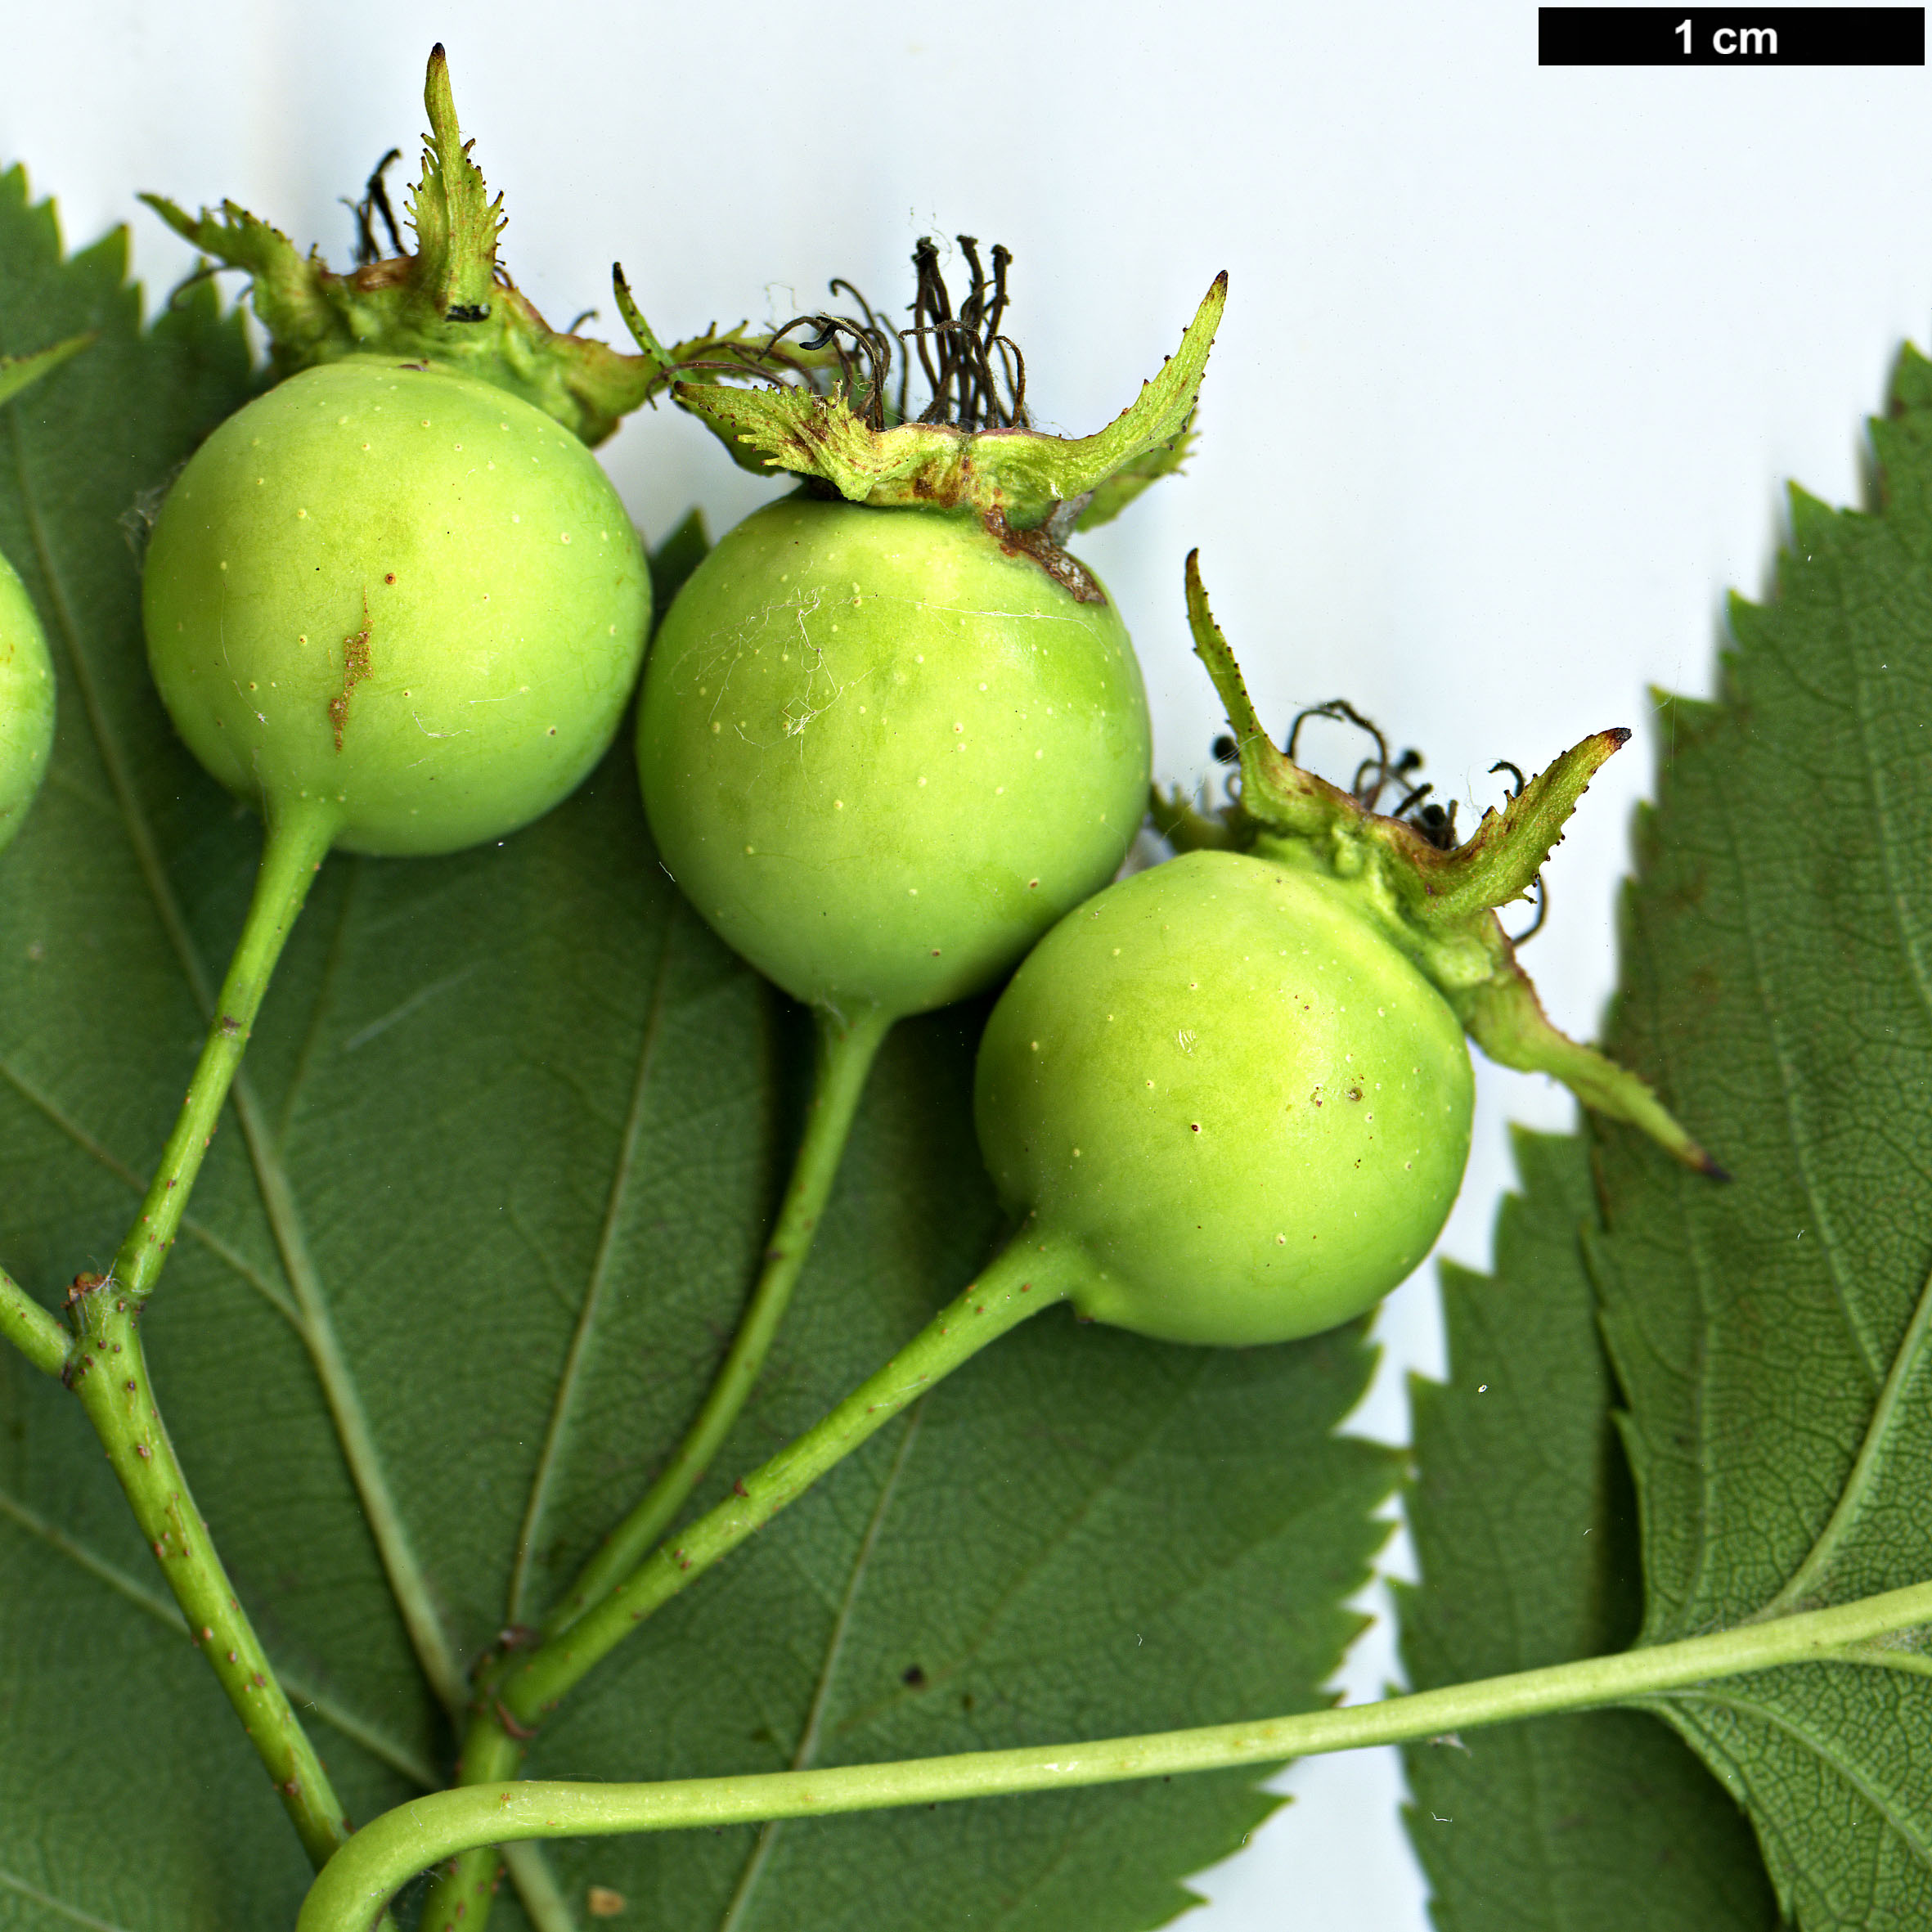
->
[[1583, 349, 1932, 1926], [1398, 1130, 1780, 1932], [0, 168, 1397, 1932]]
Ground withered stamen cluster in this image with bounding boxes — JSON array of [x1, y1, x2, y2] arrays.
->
[[685, 235, 1031, 434]]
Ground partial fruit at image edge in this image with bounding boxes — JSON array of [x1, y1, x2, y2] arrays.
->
[[0, 550, 54, 855]]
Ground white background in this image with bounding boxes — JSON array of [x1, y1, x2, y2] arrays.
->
[[5, 2, 1931, 1925]]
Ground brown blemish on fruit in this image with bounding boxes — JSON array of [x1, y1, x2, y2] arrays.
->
[[982, 505, 1104, 604], [330, 598, 373, 752]]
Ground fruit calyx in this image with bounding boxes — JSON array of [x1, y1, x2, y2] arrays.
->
[[142, 47, 741, 445], [1167, 551, 1724, 1177], [667, 236, 1227, 537]]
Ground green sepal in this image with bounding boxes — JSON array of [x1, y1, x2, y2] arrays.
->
[[1076, 424, 1197, 531], [1455, 963, 1727, 1177], [1179, 550, 1720, 1175], [1184, 550, 1356, 841], [1407, 727, 1631, 924], [0, 330, 92, 408], [142, 47, 665, 445], [675, 272, 1227, 529]]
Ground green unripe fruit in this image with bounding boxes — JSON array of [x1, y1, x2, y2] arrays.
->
[[975, 849, 1475, 1347], [0, 550, 55, 852], [142, 359, 650, 856], [637, 496, 1151, 1018]]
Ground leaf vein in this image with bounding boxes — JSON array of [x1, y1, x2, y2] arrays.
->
[[0, 1057, 299, 1325], [0, 1484, 436, 1788], [506, 905, 680, 1625]]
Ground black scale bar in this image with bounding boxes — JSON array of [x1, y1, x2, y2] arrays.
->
[[1540, 7, 1925, 64]]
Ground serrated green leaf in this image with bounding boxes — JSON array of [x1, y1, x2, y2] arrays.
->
[[0, 329, 92, 409], [1585, 342, 1932, 1928], [0, 170, 1396, 1931], [1398, 1129, 1779, 1932]]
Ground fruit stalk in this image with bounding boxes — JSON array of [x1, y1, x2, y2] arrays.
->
[[111, 798, 338, 1303], [546, 1000, 896, 1634], [303, 1577, 1932, 1932], [510, 1232, 1075, 1718], [420, 1005, 894, 1932], [65, 1282, 354, 1867], [418, 1235, 1078, 1932], [0, 1261, 68, 1375]]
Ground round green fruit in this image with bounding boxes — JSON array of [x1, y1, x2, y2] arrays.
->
[[636, 496, 1151, 1017], [0, 550, 55, 852], [142, 358, 650, 856], [974, 849, 1475, 1346]]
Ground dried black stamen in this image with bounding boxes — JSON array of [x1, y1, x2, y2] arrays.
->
[[1283, 700, 1466, 846], [762, 235, 1031, 433], [344, 148, 405, 266]]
